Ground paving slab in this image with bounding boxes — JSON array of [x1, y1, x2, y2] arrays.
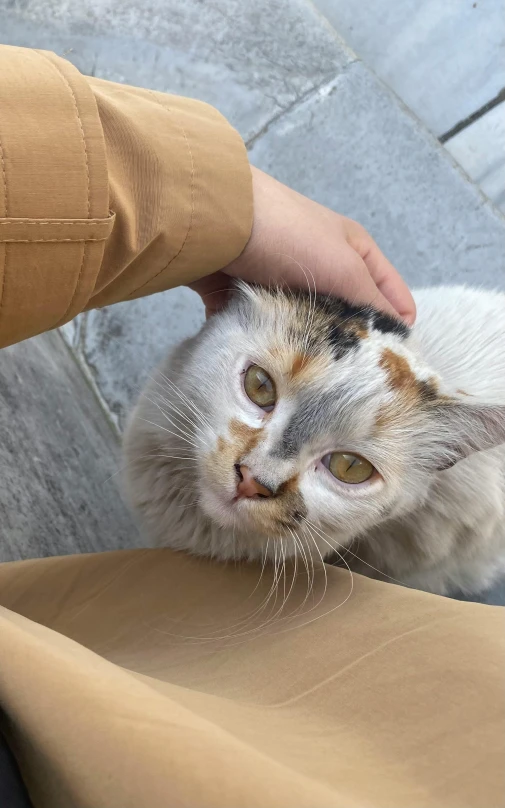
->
[[445, 103, 505, 212], [249, 63, 505, 295], [1, 0, 353, 143], [0, 332, 139, 562], [313, 0, 505, 138], [80, 288, 205, 430]]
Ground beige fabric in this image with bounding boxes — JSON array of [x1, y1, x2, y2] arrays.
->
[[0, 45, 503, 808], [0, 45, 252, 346], [0, 551, 503, 808]]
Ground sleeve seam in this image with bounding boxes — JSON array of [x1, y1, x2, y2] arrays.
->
[[37, 51, 91, 218], [0, 237, 110, 243], [125, 91, 195, 299]]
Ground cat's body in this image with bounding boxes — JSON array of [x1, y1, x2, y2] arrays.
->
[[124, 285, 505, 597]]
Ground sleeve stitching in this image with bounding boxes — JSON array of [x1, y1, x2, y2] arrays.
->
[[125, 91, 195, 299], [0, 217, 114, 226], [0, 237, 109, 243], [37, 51, 90, 217], [0, 128, 9, 314], [36, 52, 92, 329]]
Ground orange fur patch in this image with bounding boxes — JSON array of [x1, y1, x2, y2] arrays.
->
[[379, 348, 417, 392], [279, 474, 299, 494], [375, 351, 440, 435], [289, 352, 323, 383], [291, 352, 308, 377], [229, 418, 264, 453]]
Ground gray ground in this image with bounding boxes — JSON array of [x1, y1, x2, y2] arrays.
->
[[0, 1, 503, 604]]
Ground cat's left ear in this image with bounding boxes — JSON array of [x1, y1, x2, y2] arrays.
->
[[431, 399, 505, 471]]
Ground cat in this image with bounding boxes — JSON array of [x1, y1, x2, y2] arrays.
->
[[123, 283, 505, 597]]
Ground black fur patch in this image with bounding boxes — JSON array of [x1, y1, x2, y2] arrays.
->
[[370, 310, 409, 338], [291, 290, 409, 360]]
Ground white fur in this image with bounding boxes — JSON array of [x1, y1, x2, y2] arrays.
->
[[123, 286, 505, 596]]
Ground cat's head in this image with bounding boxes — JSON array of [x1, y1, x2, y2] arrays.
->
[[125, 283, 505, 561]]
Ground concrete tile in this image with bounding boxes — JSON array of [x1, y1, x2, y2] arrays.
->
[[81, 287, 205, 429], [249, 64, 505, 293], [445, 103, 505, 212], [0, 1, 353, 142], [0, 332, 139, 562], [313, 0, 505, 137]]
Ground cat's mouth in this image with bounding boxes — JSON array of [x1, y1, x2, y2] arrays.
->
[[202, 473, 305, 536]]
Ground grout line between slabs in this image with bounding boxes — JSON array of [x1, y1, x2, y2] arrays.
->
[[246, 60, 359, 149], [440, 87, 505, 143]]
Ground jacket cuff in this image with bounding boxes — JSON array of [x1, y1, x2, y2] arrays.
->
[[0, 46, 110, 347]]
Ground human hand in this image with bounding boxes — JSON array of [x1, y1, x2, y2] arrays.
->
[[191, 166, 416, 325]]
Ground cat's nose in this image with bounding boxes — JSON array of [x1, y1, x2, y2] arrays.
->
[[234, 464, 273, 499]]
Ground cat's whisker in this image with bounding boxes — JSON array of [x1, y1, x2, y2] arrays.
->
[[263, 253, 318, 359], [288, 528, 314, 613], [283, 532, 299, 608], [301, 264, 318, 358], [133, 376, 206, 436], [305, 523, 329, 590], [154, 454, 199, 462], [171, 499, 202, 510], [303, 518, 355, 596], [144, 528, 334, 646], [192, 541, 285, 642], [199, 525, 333, 644], [301, 530, 316, 605], [102, 449, 194, 483], [154, 370, 213, 431], [203, 552, 283, 638], [259, 524, 354, 638], [139, 381, 208, 438], [143, 397, 205, 446], [134, 416, 200, 449], [137, 398, 201, 445], [268, 537, 292, 623], [288, 523, 328, 619], [248, 538, 270, 599], [146, 384, 209, 440], [305, 517, 408, 588], [222, 543, 290, 640]]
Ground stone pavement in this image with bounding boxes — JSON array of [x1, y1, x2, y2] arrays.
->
[[0, 1, 504, 575], [313, 0, 505, 212], [0, 332, 138, 561]]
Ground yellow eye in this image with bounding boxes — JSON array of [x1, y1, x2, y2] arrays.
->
[[327, 452, 375, 484], [244, 365, 276, 410]]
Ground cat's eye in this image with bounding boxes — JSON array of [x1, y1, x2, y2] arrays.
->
[[326, 452, 375, 484], [244, 364, 276, 410]]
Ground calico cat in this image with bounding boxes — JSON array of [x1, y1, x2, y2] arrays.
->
[[124, 284, 505, 597]]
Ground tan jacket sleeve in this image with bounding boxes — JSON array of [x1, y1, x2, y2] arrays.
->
[[0, 45, 252, 347]]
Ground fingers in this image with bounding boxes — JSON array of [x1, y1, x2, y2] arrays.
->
[[331, 249, 409, 323], [189, 273, 234, 317], [362, 244, 416, 325], [346, 221, 416, 325], [224, 245, 409, 326]]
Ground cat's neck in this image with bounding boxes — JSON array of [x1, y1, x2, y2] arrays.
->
[[359, 446, 505, 595]]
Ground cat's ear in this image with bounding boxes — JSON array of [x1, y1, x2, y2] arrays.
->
[[431, 399, 505, 470]]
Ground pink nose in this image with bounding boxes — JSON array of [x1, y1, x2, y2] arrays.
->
[[235, 465, 273, 499]]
